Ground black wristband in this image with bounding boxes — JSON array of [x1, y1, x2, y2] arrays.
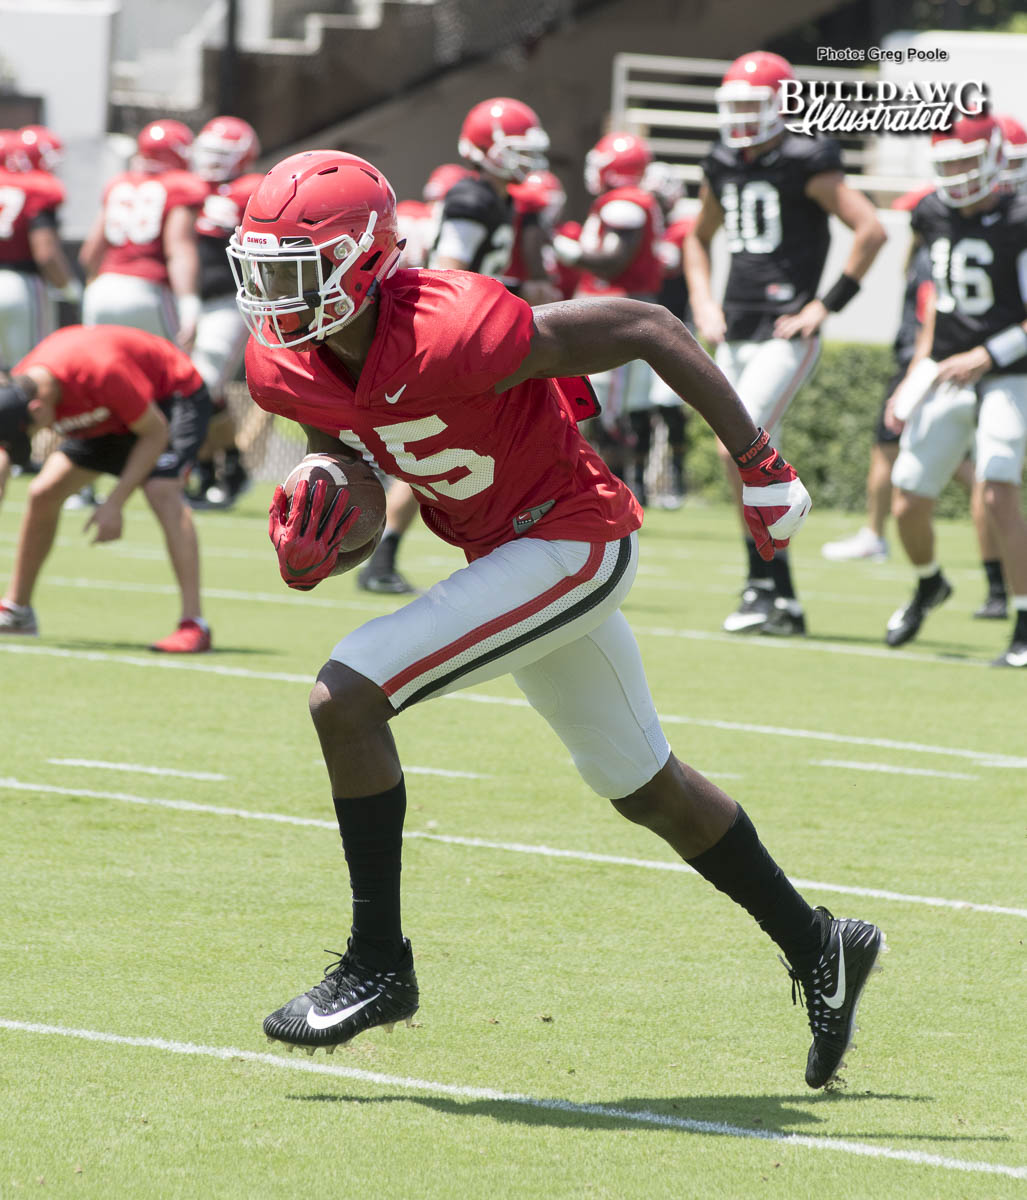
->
[[820, 273, 860, 313], [733, 427, 771, 468]]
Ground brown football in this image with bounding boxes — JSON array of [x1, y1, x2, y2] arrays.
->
[[282, 453, 387, 567]]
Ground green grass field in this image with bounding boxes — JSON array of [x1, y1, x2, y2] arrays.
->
[[2, 478, 1025, 1198]]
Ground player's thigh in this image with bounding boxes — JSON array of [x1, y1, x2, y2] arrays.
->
[[891, 382, 976, 498], [330, 534, 638, 711], [82, 274, 179, 339], [974, 375, 1027, 485], [27, 449, 97, 503], [0, 271, 51, 364], [728, 337, 820, 440], [512, 609, 670, 798], [191, 297, 248, 395]]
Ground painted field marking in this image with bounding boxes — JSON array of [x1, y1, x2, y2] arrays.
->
[[48, 758, 229, 781], [811, 759, 979, 781], [3, 777, 1024, 920], [0, 1020, 1023, 1180], [3, 640, 1025, 768]]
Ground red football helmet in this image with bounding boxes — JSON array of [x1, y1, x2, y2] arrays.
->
[[228, 150, 403, 348], [715, 51, 795, 149], [0, 129, 32, 172], [458, 98, 550, 182], [509, 168, 566, 226], [930, 115, 1004, 208], [422, 162, 473, 204], [136, 119, 194, 173], [584, 132, 652, 195], [995, 113, 1027, 192], [17, 125, 63, 172], [193, 115, 260, 182]]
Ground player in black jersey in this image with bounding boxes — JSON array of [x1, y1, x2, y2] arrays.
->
[[359, 98, 555, 594], [685, 51, 886, 636], [884, 115, 1027, 667]]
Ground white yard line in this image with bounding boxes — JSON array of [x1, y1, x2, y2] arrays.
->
[[4, 640, 1025, 766], [47, 758, 229, 781], [811, 759, 979, 781], [0, 1021, 1023, 1179], [3, 777, 1024, 920]]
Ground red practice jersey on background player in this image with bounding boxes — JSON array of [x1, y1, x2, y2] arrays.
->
[[574, 185, 666, 298], [15, 325, 203, 437], [95, 169, 208, 284], [0, 168, 66, 266], [245, 270, 641, 558]]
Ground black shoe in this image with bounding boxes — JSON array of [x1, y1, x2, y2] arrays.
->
[[991, 639, 1027, 668], [784, 908, 886, 1089], [760, 598, 807, 637], [357, 566, 417, 595], [722, 582, 775, 633], [974, 594, 1008, 620], [264, 939, 419, 1054], [885, 572, 952, 647], [186, 464, 217, 509]]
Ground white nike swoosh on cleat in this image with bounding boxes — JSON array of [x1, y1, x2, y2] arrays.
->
[[305, 993, 379, 1030], [821, 930, 847, 1009], [385, 385, 406, 404]]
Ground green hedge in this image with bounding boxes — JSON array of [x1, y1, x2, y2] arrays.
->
[[685, 341, 974, 519]]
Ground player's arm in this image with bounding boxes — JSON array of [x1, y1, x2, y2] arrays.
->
[[163, 204, 202, 351], [682, 182, 726, 345], [937, 251, 1027, 386], [302, 424, 361, 461], [498, 297, 810, 557], [516, 219, 562, 305], [85, 403, 169, 544], [28, 222, 79, 296], [553, 222, 643, 281], [428, 217, 488, 271], [883, 284, 937, 433], [776, 173, 887, 340], [78, 210, 108, 282]]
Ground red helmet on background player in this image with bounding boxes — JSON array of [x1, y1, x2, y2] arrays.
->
[[715, 51, 795, 149], [584, 132, 652, 195], [641, 160, 685, 210], [422, 162, 473, 203], [995, 113, 1027, 191], [136, 119, 194, 173], [930, 115, 1005, 208], [458, 98, 550, 182], [17, 125, 63, 172], [228, 150, 403, 349], [193, 115, 260, 182], [509, 168, 567, 226], [0, 129, 32, 172]]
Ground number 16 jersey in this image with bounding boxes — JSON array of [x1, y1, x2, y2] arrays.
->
[[702, 134, 843, 341]]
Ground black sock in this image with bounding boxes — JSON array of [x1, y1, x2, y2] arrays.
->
[[369, 531, 400, 575], [333, 778, 407, 968], [983, 559, 1006, 599], [745, 539, 771, 584], [1014, 608, 1027, 642], [767, 548, 796, 601], [687, 807, 824, 973]]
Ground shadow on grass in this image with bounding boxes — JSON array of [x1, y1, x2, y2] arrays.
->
[[48, 638, 282, 658], [281, 1088, 1004, 1145]]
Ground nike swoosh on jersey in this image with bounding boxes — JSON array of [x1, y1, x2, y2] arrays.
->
[[385, 385, 407, 404], [822, 930, 847, 1009], [304, 992, 379, 1029]]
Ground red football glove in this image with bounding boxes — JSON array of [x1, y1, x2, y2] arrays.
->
[[734, 429, 812, 562], [268, 478, 362, 591]]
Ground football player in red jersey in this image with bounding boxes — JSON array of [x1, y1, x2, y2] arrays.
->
[[686, 51, 886, 636], [553, 132, 668, 496], [0, 129, 79, 366], [79, 119, 207, 351], [0, 325, 213, 651], [227, 149, 884, 1087], [882, 115, 1027, 667], [187, 115, 265, 508]]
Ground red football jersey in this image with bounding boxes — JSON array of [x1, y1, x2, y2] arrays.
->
[[245, 270, 641, 558], [15, 325, 203, 438], [96, 169, 208, 283], [195, 173, 263, 241], [575, 186, 665, 299], [0, 168, 66, 265]]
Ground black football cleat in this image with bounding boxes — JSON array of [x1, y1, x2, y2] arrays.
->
[[264, 939, 419, 1053], [991, 639, 1027, 668], [885, 572, 952, 647], [357, 567, 417, 595], [784, 907, 885, 1089], [723, 582, 775, 633], [974, 594, 1008, 620], [760, 598, 807, 637]]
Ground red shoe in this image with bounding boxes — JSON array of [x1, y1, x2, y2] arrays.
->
[[149, 619, 212, 654]]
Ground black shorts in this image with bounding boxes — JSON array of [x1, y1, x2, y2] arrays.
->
[[874, 367, 907, 446], [60, 385, 212, 479]]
